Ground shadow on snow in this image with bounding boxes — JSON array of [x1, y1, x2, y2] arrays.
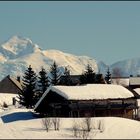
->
[[1, 111, 36, 123]]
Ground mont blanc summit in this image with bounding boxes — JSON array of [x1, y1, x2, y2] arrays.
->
[[0, 36, 98, 80]]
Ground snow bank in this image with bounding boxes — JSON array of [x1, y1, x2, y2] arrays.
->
[[0, 93, 17, 107], [0, 108, 140, 139]]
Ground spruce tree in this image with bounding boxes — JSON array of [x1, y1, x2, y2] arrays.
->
[[95, 69, 105, 84], [105, 67, 111, 84], [80, 72, 87, 84], [60, 67, 72, 85], [38, 67, 49, 95], [49, 61, 61, 85], [18, 65, 37, 108], [80, 64, 96, 84], [85, 64, 96, 83], [95, 74, 105, 84]]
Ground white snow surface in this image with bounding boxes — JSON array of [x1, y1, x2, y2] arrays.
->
[[0, 108, 140, 139], [0, 93, 17, 107]]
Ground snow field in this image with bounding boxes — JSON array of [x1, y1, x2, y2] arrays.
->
[[0, 107, 140, 139]]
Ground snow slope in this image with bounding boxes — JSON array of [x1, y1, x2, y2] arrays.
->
[[0, 108, 140, 139], [0, 36, 98, 80]]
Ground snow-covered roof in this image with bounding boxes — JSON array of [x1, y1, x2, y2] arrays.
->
[[129, 77, 140, 85], [111, 78, 129, 87], [133, 88, 140, 96], [35, 84, 134, 109]]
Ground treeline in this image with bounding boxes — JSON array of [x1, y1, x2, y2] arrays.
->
[[18, 61, 112, 109]]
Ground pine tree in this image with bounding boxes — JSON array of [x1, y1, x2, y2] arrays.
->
[[18, 65, 37, 108], [49, 61, 61, 85], [105, 67, 111, 84], [60, 67, 72, 85], [38, 67, 49, 93], [95, 69, 105, 84], [80, 72, 87, 84], [80, 64, 96, 84], [85, 64, 95, 83]]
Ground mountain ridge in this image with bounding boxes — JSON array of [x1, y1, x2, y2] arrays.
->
[[0, 36, 99, 80], [0, 35, 140, 80]]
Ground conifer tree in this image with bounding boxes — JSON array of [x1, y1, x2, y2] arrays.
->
[[80, 72, 87, 84], [95, 69, 105, 84], [85, 64, 95, 83], [18, 65, 37, 108], [38, 67, 49, 95], [49, 61, 61, 85], [95, 74, 104, 84], [80, 64, 96, 84], [105, 67, 111, 84], [60, 67, 72, 85]]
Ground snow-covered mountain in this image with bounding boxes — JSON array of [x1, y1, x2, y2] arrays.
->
[[0, 36, 98, 80], [98, 58, 140, 77], [110, 58, 140, 77], [0, 36, 41, 60], [1, 35, 140, 80]]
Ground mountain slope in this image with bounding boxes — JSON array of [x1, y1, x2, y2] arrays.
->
[[1, 35, 140, 80], [0, 36, 98, 80], [110, 58, 140, 77]]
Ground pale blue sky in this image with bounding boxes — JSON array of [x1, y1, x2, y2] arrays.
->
[[0, 1, 140, 64]]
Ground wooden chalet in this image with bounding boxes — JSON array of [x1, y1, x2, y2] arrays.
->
[[34, 84, 138, 119], [0, 75, 22, 94]]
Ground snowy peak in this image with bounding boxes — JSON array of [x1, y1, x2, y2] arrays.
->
[[3, 35, 33, 46], [0, 35, 41, 59], [1, 35, 140, 80], [0, 36, 99, 80]]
